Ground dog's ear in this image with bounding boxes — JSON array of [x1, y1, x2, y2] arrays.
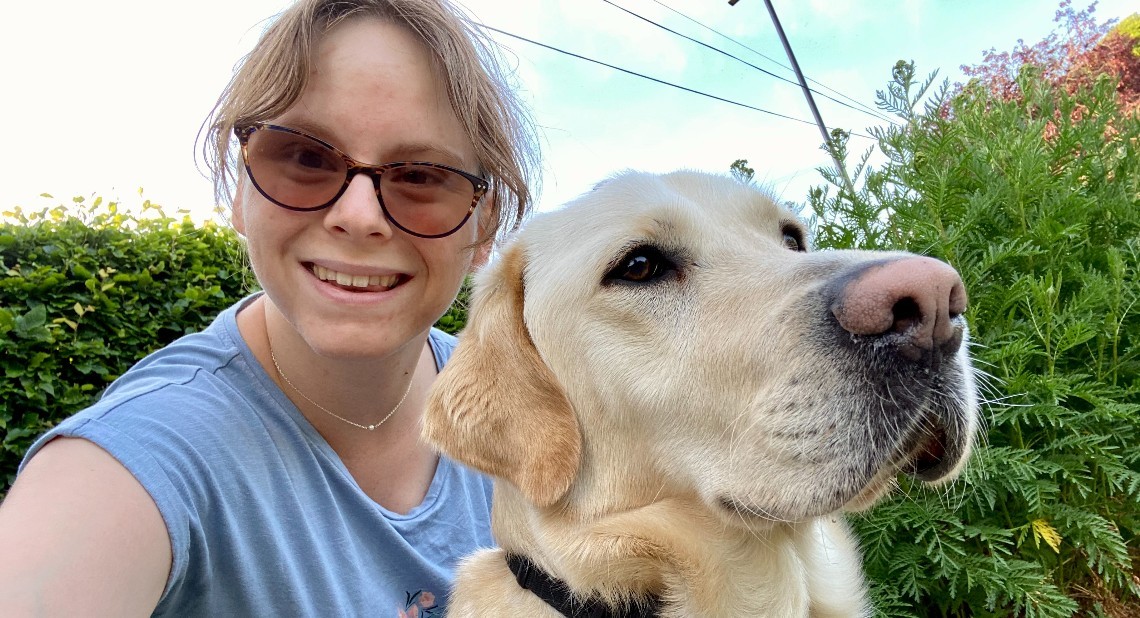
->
[[424, 244, 582, 507]]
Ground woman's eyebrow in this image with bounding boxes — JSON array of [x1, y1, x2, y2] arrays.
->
[[270, 116, 473, 168], [383, 143, 472, 168], [270, 116, 336, 142]]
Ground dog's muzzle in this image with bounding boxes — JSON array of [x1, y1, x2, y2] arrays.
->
[[825, 255, 972, 481]]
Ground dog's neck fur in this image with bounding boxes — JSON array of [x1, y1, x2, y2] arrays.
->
[[477, 403, 870, 618], [482, 482, 865, 617]]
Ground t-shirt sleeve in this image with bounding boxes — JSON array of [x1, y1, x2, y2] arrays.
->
[[25, 415, 191, 592], [20, 407, 195, 596], [18, 370, 256, 601]]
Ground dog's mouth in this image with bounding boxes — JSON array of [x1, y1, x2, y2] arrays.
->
[[893, 410, 975, 488], [838, 412, 965, 513], [903, 420, 949, 479], [713, 411, 967, 522]]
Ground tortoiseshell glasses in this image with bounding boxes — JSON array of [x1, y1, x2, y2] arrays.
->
[[235, 122, 488, 239]]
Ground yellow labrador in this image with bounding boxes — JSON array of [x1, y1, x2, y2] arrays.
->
[[425, 170, 978, 617]]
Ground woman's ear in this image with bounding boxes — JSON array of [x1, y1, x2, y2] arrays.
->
[[470, 198, 496, 271], [231, 179, 248, 236], [471, 240, 492, 272]]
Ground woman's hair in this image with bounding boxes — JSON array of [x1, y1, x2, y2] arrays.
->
[[200, 0, 540, 242]]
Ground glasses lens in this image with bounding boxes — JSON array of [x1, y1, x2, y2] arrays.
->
[[380, 164, 477, 237], [245, 127, 346, 210]]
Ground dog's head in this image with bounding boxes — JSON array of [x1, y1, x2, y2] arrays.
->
[[424, 170, 978, 526]]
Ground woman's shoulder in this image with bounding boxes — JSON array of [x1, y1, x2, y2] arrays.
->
[[21, 297, 278, 468], [428, 327, 459, 369], [112, 295, 255, 385], [90, 300, 263, 419]]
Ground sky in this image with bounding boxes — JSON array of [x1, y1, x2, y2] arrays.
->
[[2, 0, 1136, 223]]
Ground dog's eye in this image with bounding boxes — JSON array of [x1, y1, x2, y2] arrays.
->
[[781, 225, 806, 252], [605, 246, 676, 283], [782, 233, 801, 252]]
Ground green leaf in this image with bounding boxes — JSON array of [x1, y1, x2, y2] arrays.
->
[[14, 304, 47, 334]]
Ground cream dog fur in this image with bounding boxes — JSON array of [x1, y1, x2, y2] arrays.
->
[[424, 170, 978, 617]]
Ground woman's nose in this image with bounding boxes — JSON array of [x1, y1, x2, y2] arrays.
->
[[323, 173, 394, 238]]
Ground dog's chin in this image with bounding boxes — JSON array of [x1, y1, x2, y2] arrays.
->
[[713, 475, 884, 527], [840, 467, 900, 513], [709, 415, 972, 527], [714, 495, 807, 528]]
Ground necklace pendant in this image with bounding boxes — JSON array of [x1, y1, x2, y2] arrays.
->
[[270, 348, 413, 433]]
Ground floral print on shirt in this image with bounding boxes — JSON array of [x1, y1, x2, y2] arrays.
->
[[398, 589, 438, 618]]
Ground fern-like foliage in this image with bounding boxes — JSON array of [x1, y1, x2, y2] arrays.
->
[[808, 59, 1140, 616]]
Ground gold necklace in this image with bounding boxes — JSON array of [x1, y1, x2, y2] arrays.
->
[[270, 348, 414, 431]]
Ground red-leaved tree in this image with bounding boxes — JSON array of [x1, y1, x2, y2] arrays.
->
[[960, 1, 1140, 115]]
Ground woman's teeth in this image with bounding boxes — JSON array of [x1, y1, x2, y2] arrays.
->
[[312, 265, 399, 289]]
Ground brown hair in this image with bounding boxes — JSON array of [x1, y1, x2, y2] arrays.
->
[[200, 0, 540, 242]]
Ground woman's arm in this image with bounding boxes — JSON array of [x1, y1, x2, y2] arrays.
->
[[0, 437, 171, 616]]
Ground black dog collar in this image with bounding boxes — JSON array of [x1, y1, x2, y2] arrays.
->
[[505, 553, 662, 618]]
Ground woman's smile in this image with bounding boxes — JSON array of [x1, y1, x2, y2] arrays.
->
[[308, 263, 405, 291]]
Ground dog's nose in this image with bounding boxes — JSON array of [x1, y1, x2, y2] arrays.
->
[[831, 257, 967, 361]]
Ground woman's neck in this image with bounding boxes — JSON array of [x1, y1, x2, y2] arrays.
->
[[237, 295, 432, 437]]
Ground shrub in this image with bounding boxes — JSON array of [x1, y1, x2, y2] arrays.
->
[[808, 57, 1139, 616], [0, 199, 252, 494]]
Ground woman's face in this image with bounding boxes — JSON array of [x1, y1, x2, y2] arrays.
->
[[233, 17, 485, 359]]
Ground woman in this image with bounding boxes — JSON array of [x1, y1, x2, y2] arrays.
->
[[0, 0, 538, 614]]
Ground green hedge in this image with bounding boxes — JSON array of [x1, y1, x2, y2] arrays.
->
[[810, 62, 1139, 616], [0, 199, 252, 493]]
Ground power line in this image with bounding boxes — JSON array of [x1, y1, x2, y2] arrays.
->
[[479, 24, 874, 140], [601, 0, 895, 125], [648, 0, 894, 124], [755, 0, 858, 201]]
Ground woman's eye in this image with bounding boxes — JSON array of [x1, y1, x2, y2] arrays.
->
[[281, 144, 338, 171], [295, 149, 327, 169], [604, 246, 676, 283], [389, 167, 441, 186]]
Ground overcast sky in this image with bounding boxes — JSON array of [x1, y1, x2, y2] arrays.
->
[[3, 0, 1136, 222]]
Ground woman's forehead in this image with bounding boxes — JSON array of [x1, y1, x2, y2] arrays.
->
[[281, 17, 477, 169]]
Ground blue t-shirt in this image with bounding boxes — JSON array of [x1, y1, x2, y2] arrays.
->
[[20, 294, 493, 617]]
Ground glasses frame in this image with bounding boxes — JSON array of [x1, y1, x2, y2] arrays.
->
[[234, 122, 489, 239]]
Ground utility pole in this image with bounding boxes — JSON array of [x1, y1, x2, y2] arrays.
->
[[729, 0, 857, 199]]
